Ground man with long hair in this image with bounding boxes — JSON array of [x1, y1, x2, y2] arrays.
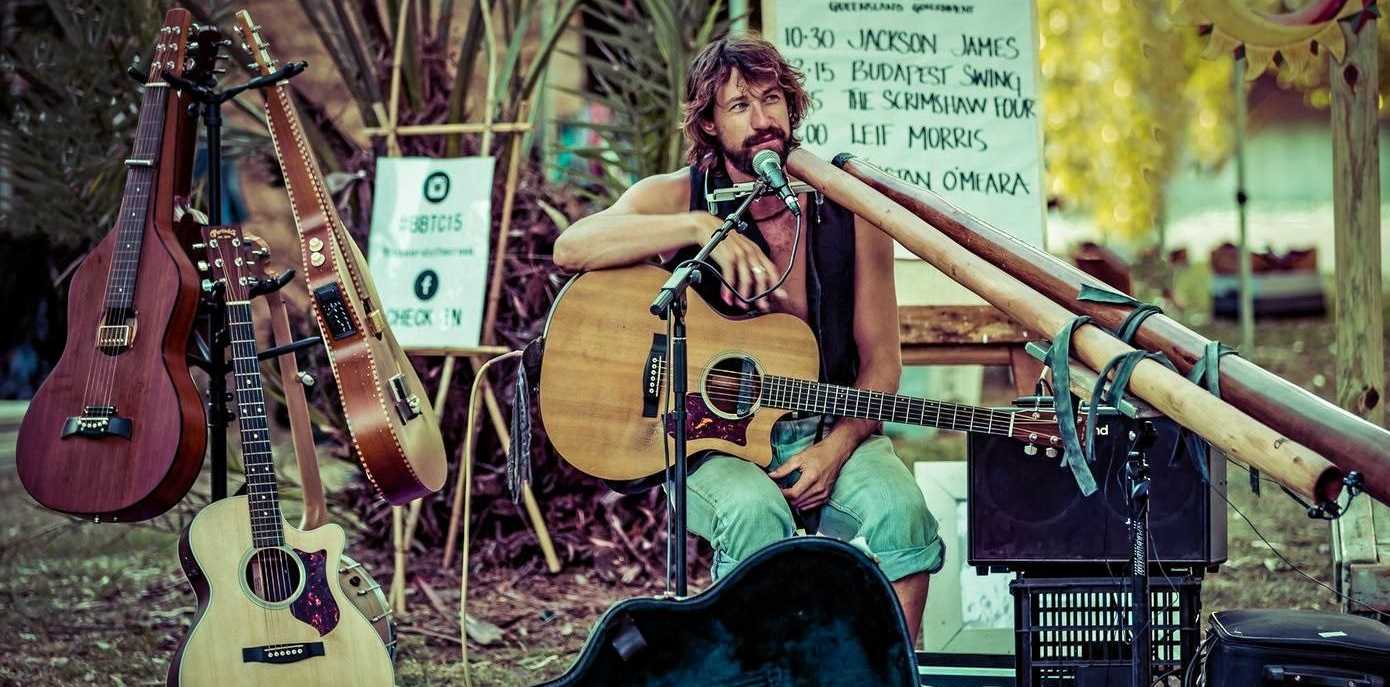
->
[[555, 33, 943, 646]]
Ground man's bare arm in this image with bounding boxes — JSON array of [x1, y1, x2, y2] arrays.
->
[[822, 213, 903, 456], [552, 169, 784, 307], [768, 213, 901, 509], [553, 171, 705, 271]]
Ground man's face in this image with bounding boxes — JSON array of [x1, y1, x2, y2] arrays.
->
[[704, 69, 791, 176]]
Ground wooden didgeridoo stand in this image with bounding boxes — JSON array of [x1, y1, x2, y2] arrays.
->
[[788, 149, 1342, 504]]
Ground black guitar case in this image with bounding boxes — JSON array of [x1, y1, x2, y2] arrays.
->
[[1192, 609, 1390, 687], [537, 536, 919, 686]]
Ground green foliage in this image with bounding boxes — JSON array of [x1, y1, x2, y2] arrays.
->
[[1, 1, 165, 247], [549, 0, 726, 205]]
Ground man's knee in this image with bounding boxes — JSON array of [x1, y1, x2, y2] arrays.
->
[[720, 481, 796, 540]]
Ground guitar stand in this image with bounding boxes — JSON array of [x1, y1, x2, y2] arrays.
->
[[177, 58, 312, 501], [1125, 420, 1157, 687], [649, 182, 767, 597]]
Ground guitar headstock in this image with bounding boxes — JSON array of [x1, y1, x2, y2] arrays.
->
[[232, 10, 278, 76], [147, 9, 194, 84], [199, 225, 257, 302], [1007, 406, 1065, 457], [182, 24, 229, 88]]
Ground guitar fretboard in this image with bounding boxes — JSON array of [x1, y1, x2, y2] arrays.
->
[[105, 83, 170, 315], [227, 301, 284, 548], [760, 375, 1018, 436]]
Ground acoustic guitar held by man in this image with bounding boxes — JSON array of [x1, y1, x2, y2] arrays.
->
[[553, 33, 945, 647]]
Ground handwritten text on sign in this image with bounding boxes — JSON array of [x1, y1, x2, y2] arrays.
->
[[368, 156, 494, 350], [772, 1, 1045, 251]]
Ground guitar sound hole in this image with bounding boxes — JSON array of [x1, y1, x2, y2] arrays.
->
[[703, 355, 763, 419], [244, 547, 304, 605]]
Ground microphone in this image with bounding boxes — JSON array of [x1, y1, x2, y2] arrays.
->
[[751, 149, 801, 217]]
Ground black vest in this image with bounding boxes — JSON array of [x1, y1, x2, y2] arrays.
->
[[667, 164, 859, 386]]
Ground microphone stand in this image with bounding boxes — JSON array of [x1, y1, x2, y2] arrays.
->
[[169, 60, 306, 501], [650, 179, 768, 597], [1125, 420, 1157, 687]]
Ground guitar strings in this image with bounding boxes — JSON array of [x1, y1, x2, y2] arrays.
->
[[219, 244, 294, 633], [654, 361, 1022, 420], [694, 377, 1035, 430], [88, 82, 164, 412], [651, 361, 1052, 434], [695, 388, 1038, 436]]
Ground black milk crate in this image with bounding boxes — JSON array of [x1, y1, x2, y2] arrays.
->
[[1011, 575, 1202, 686]]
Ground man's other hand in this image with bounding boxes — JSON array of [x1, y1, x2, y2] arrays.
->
[[767, 440, 850, 511], [690, 211, 787, 311]]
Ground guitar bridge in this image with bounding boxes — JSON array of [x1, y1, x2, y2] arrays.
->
[[241, 642, 325, 664], [61, 405, 133, 440], [642, 334, 668, 418], [388, 374, 422, 423], [96, 319, 137, 353]]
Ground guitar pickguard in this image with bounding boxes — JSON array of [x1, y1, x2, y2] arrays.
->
[[289, 549, 340, 636], [664, 394, 749, 446]]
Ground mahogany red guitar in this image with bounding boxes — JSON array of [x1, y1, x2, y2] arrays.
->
[[17, 10, 219, 521]]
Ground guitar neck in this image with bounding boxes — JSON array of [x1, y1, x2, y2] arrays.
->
[[227, 300, 285, 547], [105, 82, 171, 314], [259, 81, 378, 327], [261, 84, 337, 234], [761, 375, 1018, 437]]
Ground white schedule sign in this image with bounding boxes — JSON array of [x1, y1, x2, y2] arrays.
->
[[769, 1, 1046, 258], [368, 156, 494, 350]]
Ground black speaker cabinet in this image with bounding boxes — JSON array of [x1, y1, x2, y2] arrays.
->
[[967, 408, 1226, 570]]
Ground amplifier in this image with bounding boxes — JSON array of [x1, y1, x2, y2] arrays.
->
[[967, 407, 1226, 571]]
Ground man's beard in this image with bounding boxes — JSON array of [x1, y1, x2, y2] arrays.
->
[[724, 126, 789, 176]]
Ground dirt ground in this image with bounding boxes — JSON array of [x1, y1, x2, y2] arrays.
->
[[1, 305, 1384, 686]]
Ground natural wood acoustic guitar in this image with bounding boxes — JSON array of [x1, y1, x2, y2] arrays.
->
[[231, 11, 446, 504], [539, 266, 1065, 481], [167, 225, 393, 686], [17, 10, 220, 520]]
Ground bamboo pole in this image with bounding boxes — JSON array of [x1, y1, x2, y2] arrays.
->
[[1233, 56, 1255, 353], [361, 121, 533, 137], [386, 0, 414, 616], [442, 102, 561, 573], [789, 148, 1342, 503], [832, 153, 1389, 506], [374, 8, 561, 622]]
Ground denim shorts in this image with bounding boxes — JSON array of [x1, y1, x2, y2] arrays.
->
[[685, 415, 946, 582]]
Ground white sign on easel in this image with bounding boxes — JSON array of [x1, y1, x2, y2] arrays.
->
[[367, 156, 495, 349], [766, 0, 1047, 304]]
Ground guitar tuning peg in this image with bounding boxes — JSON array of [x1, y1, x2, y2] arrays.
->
[[188, 42, 199, 50], [219, 39, 233, 47], [191, 242, 207, 250], [232, 25, 243, 34], [1045, 447, 1058, 459], [1023, 444, 1038, 456], [298, 371, 316, 388], [196, 260, 210, 273]]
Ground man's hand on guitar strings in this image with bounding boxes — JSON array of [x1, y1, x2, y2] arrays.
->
[[768, 441, 850, 511]]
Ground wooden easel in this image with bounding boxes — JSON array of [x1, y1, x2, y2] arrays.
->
[[364, 2, 560, 616]]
